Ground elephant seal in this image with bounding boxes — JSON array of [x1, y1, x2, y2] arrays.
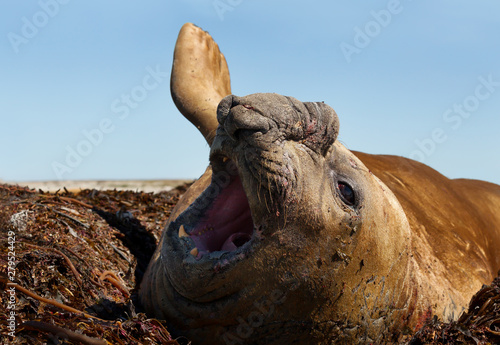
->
[[140, 23, 500, 344]]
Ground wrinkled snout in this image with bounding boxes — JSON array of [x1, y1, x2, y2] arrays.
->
[[216, 94, 271, 141], [216, 93, 339, 155]]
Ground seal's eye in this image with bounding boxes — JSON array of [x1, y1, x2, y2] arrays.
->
[[338, 182, 355, 206]]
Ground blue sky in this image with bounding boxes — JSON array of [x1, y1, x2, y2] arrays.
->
[[1, 1, 499, 185]]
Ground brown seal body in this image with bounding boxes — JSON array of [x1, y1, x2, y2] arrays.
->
[[139, 24, 500, 344]]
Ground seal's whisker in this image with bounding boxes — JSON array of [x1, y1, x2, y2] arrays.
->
[[267, 175, 273, 206]]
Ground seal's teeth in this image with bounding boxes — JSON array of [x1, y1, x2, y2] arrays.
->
[[190, 247, 199, 257], [179, 225, 189, 238]]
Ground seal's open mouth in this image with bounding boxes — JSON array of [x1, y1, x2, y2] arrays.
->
[[175, 155, 256, 260]]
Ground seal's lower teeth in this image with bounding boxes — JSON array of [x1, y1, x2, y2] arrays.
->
[[190, 247, 199, 257], [179, 225, 189, 238]]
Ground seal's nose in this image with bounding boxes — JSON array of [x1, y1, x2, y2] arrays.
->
[[216, 94, 236, 124], [215, 93, 339, 155], [217, 95, 270, 141]]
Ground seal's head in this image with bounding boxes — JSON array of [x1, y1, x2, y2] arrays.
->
[[141, 93, 413, 343]]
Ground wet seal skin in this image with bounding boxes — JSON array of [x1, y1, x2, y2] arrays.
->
[[139, 23, 500, 344]]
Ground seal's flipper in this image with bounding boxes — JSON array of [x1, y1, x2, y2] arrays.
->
[[171, 23, 231, 145]]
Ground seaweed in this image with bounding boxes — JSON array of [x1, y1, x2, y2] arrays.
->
[[0, 183, 188, 344]]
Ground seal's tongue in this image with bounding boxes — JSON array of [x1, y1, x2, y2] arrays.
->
[[189, 175, 253, 255]]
